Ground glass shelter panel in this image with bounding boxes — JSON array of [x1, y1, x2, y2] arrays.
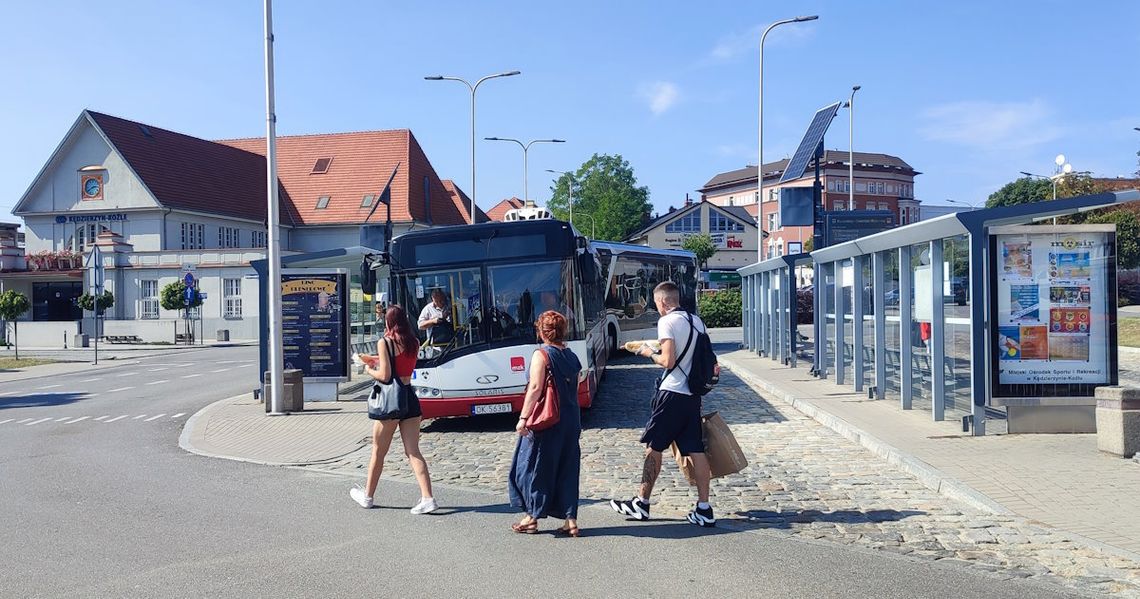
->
[[883, 250, 902, 399], [910, 242, 933, 410], [842, 259, 855, 383], [860, 256, 875, 384], [943, 235, 971, 419]]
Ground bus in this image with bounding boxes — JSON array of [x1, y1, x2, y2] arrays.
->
[[385, 219, 697, 419]]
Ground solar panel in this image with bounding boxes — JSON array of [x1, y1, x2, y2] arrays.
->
[[778, 101, 842, 184]]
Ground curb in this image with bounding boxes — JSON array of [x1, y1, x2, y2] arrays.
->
[[177, 393, 369, 467], [719, 355, 1013, 516]]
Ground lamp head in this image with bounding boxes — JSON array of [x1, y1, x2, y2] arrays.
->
[[795, 15, 819, 22], [1055, 154, 1066, 166], [424, 75, 444, 81], [852, 85, 861, 92], [1063, 163, 1073, 174]]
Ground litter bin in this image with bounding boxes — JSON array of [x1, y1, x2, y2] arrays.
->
[[216, 329, 230, 342], [263, 369, 304, 413], [74, 333, 89, 348]]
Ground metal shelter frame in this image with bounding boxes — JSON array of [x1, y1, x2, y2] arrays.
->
[[739, 189, 1140, 436]]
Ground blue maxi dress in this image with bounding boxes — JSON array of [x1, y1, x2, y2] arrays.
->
[[508, 345, 583, 520]]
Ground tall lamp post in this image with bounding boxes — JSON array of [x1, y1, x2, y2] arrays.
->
[[545, 168, 575, 226], [425, 70, 521, 223], [758, 15, 818, 262], [844, 85, 861, 210], [485, 137, 565, 202], [1021, 154, 1073, 225], [945, 198, 982, 211], [574, 212, 596, 239]]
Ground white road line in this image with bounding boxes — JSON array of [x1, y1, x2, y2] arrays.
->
[[133, 414, 147, 420], [145, 380, 170, 386], [107, 387, 135, 393], [115, 372, 137, 377], [238, 364, 254, 368], [16, 418, 33, 424], [144, 414, 166, 422], [94, 415, 109, 421], [79, 377, 102, 383], [104, 415, 127, 423], [146, 368, 169, 372], [170, 412, 186, 419], [54, 417, 70, 422], [65, 416, 89, 424], [0, 391, 14, 396], [0, 419, 14, 425], [25, 417, 54, 426], [35, 384, 62, 390], [210, 368, 231, 373], [180, 374, 202, 379]]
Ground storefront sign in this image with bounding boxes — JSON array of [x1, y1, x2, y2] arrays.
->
[[280, 272, 349, 380], [822, 211, 894, 246], [54, 213, 129, 224], [990, 226, 1117, 393], [662, 233, 745, 250]]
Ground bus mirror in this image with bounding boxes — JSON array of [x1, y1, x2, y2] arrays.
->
[[360, 259, 377, 294], [578, 253, 598, 281]]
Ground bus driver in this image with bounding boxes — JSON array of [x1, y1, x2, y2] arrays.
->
[[418, 288, 453, 345]]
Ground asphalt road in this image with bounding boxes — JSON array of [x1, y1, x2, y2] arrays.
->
[[0, 342, 1083, 598]]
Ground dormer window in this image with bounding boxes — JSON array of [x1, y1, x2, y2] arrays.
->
[[311, 158, 332, 174], [316, 195, 331, 209]]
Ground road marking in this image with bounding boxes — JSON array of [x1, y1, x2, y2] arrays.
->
[[104, 415, 127, 423], [145, 379, 170, 386], [146, 368, 169, 372], [238, 364, 254, 368], [210, 368, 231, 373], [180, 374, 202, 379], [107, 387, 135, 393], [170, 412, 186, 419], [54, 417, 70, 422], [133, 414, 147, 420], [16, 418, 33, 424], [25, 417, 53, 426], [144, 414, 166, 422], [94, 415, 109, 421], [65, 416, 89, 424], [35, 384, 62, 390], [115, 372, 137, 378], [0, 391, 14, 397], [0, 419, 13, 425], [79, 377, 102, 383]]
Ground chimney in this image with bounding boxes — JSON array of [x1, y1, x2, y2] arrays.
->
[[684, 193, 692, 207]]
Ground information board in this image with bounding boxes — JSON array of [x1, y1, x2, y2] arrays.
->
[[823, 211, 894, 246], [990, 226, 1117, 395], [281, 271, 349, 380]]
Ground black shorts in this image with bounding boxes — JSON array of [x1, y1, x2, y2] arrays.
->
[[369, 389, 423, 422], [639, 389, 704, 455]]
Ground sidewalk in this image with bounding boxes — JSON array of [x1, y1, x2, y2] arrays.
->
[[0, 359, 130, 384], [719, 349, 1140, 556]]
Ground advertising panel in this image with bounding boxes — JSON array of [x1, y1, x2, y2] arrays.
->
[[280, 271, 349, 380], [990, 226, 1116, 393]]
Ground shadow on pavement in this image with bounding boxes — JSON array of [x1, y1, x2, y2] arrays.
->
[[0, 392, 89, 411], [735, 508, 926, 528], [573, 520, 738, 539]]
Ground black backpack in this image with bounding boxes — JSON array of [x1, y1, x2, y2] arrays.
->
[[667, 312, 720, 397]]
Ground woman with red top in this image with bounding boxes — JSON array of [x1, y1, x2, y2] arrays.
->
[[349, 304, 437, 514]]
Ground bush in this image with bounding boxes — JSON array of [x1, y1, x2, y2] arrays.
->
[[796, 287, 814, 324], [1120, 271, 1140, 307], [77, 290, 114, 315], [697, 288, 741, 327]]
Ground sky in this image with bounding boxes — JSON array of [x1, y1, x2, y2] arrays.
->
[[1, 0, 1138, 220]]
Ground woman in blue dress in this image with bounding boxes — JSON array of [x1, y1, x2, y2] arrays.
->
[[509, 310, 583, 537]]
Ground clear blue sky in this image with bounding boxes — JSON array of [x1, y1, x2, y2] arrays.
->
[[2, 0, 1138, 219]]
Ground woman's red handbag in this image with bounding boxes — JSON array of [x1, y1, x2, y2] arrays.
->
[[525, 360, 561, 431]]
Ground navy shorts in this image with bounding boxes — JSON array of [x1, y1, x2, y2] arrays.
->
[[639, 390, 704, 455]]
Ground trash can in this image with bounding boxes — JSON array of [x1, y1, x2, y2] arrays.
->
[[264, 369, 304, 413], [216, 329, 230, 342], [74, 334, 90, 348]]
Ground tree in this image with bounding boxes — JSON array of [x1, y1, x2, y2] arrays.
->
[[986, 176, 1053, 208], [803, 237, 814, 253], [0, 290, 31, 359], [160, 281, 202, 312], [77, 290, 114, 315], [681, 233, 717, 271], [547, 153, 652, 241], [1087, 209, 1140, 270]]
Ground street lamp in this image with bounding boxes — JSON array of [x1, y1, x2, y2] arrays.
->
[[485, 137, 565, 202], [425, 70, 521, 223], [758, 15, 818, 262], [945, 198, 981, 210], [1021, 154, 1073, 224], [545, 168, 575, 226], [844, 85, 861, 210], [573, 212, 596, 239]]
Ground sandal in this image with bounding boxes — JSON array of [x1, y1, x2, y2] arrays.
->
[[556, 525, 581, 538], [511, 520, 538, 534]]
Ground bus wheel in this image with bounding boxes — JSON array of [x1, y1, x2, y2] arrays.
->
[[608, 326, 618, 354]]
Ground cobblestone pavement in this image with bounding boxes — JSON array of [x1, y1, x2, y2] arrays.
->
[[323, 356, 1140, 597]]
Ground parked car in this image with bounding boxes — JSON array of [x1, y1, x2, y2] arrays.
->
[[884, 289, 899, 306]]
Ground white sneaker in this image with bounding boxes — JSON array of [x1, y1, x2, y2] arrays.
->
[[350, 486, 373, 509], [410, 497, 438, 515]]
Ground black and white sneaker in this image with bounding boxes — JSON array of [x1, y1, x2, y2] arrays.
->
[[686, 504, 716, 528], [610, 497, 651, 521]]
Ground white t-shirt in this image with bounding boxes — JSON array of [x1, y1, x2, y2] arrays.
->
[[418, 303, 447, 341], [657, 309, 706, 395]]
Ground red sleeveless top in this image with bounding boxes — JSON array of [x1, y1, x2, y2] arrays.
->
[[384, 338, 417, 378]]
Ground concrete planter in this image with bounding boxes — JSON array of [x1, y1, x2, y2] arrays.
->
[[1095, 386, 1140, 458]]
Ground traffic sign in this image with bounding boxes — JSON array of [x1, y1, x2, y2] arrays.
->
[[184, 272, 195, 287]]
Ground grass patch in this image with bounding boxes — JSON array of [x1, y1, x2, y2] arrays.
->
[[1118, 317, 1140, 348], [0, 357, 56, 369]]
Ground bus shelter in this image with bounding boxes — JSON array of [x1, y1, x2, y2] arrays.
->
[[739, 189, 1140, 436]]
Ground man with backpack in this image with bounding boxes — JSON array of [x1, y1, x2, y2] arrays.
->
[[610, 281, 718, 528]]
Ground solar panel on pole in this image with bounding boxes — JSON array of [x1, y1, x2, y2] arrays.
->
[[779, 101, 842, 184]]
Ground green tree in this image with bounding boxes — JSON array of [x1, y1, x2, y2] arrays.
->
[[986, 176, 1053, 208], [681, 233, 717, 271], [160, 281, 203, 312], [547, 153, 652, 241], [0, 290, 31, 359], [1086, 210, 1140, 270], [77, 290, 114, 315], [803, 237, 813, 253], [697, 288, 741, 327]]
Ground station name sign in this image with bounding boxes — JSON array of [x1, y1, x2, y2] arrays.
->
[[54, 213, 129, 224]]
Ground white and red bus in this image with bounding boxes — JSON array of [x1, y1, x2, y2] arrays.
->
[[386, 219, 697, 419]]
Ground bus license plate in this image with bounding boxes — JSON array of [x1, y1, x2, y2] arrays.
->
[[472, 403, 512, 415]]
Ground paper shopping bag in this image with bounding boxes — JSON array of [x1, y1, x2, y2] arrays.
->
[[671, 411, 748, 485]]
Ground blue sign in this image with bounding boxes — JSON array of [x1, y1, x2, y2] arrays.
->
[[823, 211, 895, 246], [184, 272, 195, 286]]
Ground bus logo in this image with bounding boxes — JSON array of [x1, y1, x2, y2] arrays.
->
[[476, 375, 499, 384], [510, 357, 525, 372]]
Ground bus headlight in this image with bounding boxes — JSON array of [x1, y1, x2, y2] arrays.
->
[[415, 386, 441, 398]]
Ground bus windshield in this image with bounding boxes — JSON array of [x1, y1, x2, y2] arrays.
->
[[400, 267, 486, 360], [487, 259, 576, 344]]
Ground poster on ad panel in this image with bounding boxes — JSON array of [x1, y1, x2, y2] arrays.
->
[[992, 227, 1113, 387]]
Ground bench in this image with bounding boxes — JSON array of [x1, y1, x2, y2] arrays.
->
[[102, 335, 143, 344], [175, 333, 194, 343]]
